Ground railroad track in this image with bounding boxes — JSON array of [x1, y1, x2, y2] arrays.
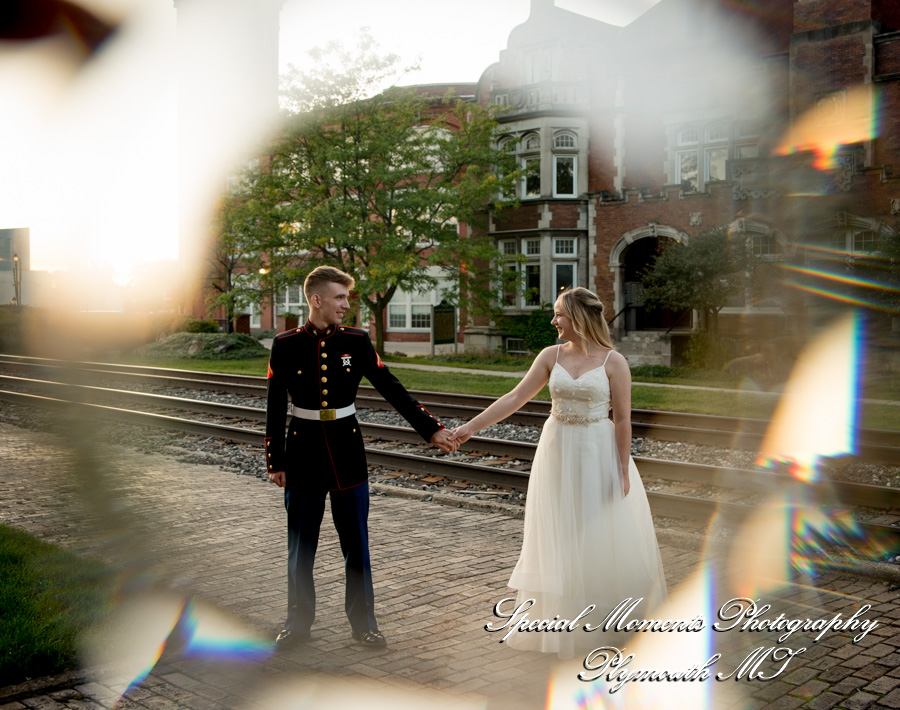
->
[[1, 354, 897, 464], [2, 368, 899, 554]]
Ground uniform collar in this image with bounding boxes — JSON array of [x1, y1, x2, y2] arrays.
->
[[305, 320, 335, 338]]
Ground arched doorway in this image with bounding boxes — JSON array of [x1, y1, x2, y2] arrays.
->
[[610, 225, 691, 333]]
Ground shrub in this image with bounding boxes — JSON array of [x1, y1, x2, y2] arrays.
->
[[684, 332, 739, 370], [137, 332, 268, 360], [499, 304, 558, 353], [181, 318, 220, 333]]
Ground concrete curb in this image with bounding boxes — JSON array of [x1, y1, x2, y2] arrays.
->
[[0, 669, 90, 705]]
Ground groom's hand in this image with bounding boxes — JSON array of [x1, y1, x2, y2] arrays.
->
[[269, 470, 286, 487], [430, 428, 458, 453]]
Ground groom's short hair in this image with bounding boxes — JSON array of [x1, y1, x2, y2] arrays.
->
[[304, 266, 355, 301]]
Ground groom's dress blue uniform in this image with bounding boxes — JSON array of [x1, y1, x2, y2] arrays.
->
[[265, 321, 443, 634]]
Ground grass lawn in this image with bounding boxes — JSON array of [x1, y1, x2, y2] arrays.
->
[[0, 524, 115, 687], [119, 356, 272, 378]]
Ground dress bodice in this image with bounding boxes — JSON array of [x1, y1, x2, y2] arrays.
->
[[548, 363, 611, 425]]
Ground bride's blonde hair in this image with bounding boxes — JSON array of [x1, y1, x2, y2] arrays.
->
[[557, 287, 614, 355]]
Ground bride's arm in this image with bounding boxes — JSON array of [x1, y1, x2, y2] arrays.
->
[[606, 350, 633, 497], [451, 347, 556, 444]]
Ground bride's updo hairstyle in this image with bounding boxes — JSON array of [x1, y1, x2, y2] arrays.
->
[[558, 287, 614, 355]]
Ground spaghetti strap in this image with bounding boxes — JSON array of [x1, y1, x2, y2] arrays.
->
[[601, 349, 613, 367], [555, 345, 561, 364]]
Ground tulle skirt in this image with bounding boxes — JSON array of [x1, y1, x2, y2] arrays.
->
[[506, 416, 668, 658]]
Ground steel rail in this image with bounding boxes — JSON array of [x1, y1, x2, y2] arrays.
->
[[1, 355, 897, 462], [3, 376, 900, 510], [3, 383, 899, 516]]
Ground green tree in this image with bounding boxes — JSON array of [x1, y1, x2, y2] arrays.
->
[[208, 170, 279, 333], [258, 35, 519, 353], [642, 226, 746, 333]]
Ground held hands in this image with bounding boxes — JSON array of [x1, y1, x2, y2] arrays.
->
[[430, 428, 459, 453], [448, 423, 475, 446]]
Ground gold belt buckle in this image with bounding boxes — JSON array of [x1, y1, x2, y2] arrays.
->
[[319, 408, 337, 421]]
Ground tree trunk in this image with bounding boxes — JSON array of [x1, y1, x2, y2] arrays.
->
[[372, 302, 385, 355]]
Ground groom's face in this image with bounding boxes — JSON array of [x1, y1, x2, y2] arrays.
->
[[311, 282, 350, 326]]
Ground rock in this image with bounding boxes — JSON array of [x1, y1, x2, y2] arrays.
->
[[187, 340, 205, 355]]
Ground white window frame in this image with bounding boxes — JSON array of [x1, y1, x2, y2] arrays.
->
[[552, 155, 577, 197], [386, 288, 440, 333], [521, 157, 541, 199], [676, 150, 699, 191], [553, 262, 578, 297], [523, 238, 541, 256], [553, 237, 576, 256], [274, 285, 307, 320]]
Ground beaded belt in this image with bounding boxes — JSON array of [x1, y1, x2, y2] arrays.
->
[[550, 406, 608, 425], [291, 404, 356, 422]]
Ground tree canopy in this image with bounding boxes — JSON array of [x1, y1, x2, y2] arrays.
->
[[642, 226, 747, 332], [244, 35, 519, 352]]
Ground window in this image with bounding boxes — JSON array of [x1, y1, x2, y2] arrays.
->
[[677, 151, 699, 191], [389, 306, 406, 328], [553, 156, 576, 196], [706, 146, 728, 182], [499, 136, 516, 154], [672, 121, 759, 190], [499, 237, 541, 309], [505, 337, 528, 354], [275, 285, 306, 320], [386, 289, 438, 331], [735, 144, 759, 159], [502, 262, 519, 306], [706, 124, 728, 142], [411, 305, 431, 328], [551, 132, 577, 198], [523, 158, 541, 198], [554, 263, 577, 295], [523, 133, 540, 151], [553, 238, 575, 255], [749, 234, 782, 258], [678, 128, 698, 145], [524, 264, 541, 306], [853, 230, 880, 253]]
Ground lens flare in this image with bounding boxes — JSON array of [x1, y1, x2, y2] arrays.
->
[[782, 280, 900, 313], [756, 312, 860, 481], [82, 592, 186, 696], [544, 565, 736, 709], [775, 86, 877, 170], [83, 591, 273, 700], [180, 598, 272, 660]]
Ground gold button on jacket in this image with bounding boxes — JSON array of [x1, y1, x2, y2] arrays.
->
[[264, 323, 443, 491]]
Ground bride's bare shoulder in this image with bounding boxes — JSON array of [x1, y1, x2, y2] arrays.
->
[[604, 350, 631, 375]]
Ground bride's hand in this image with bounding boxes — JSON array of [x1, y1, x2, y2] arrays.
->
[[622, 475, 630, 498], [450, 424, 474, 445]]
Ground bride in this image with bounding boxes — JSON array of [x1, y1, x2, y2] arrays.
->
[[450, 287, 667, 658]]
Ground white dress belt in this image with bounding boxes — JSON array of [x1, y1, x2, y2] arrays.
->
[[291, 404, 356, 422]]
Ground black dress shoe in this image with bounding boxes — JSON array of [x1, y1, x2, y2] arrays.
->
[[351, 628, 387, 647], [275, 628, 311, 649]]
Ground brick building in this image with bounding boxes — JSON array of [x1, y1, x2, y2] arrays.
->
[[464, 0, 900, 363]]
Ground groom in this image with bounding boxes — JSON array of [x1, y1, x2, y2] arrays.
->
[[264, 265, 457, 649]]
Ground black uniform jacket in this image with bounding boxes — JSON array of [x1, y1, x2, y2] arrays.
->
[[264, 322, 444, 491]]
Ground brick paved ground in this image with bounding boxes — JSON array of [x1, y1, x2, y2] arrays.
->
[[0, 420, 897, 710]]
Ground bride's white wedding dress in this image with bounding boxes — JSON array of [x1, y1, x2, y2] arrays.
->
[[506, 348, 667, 658]]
